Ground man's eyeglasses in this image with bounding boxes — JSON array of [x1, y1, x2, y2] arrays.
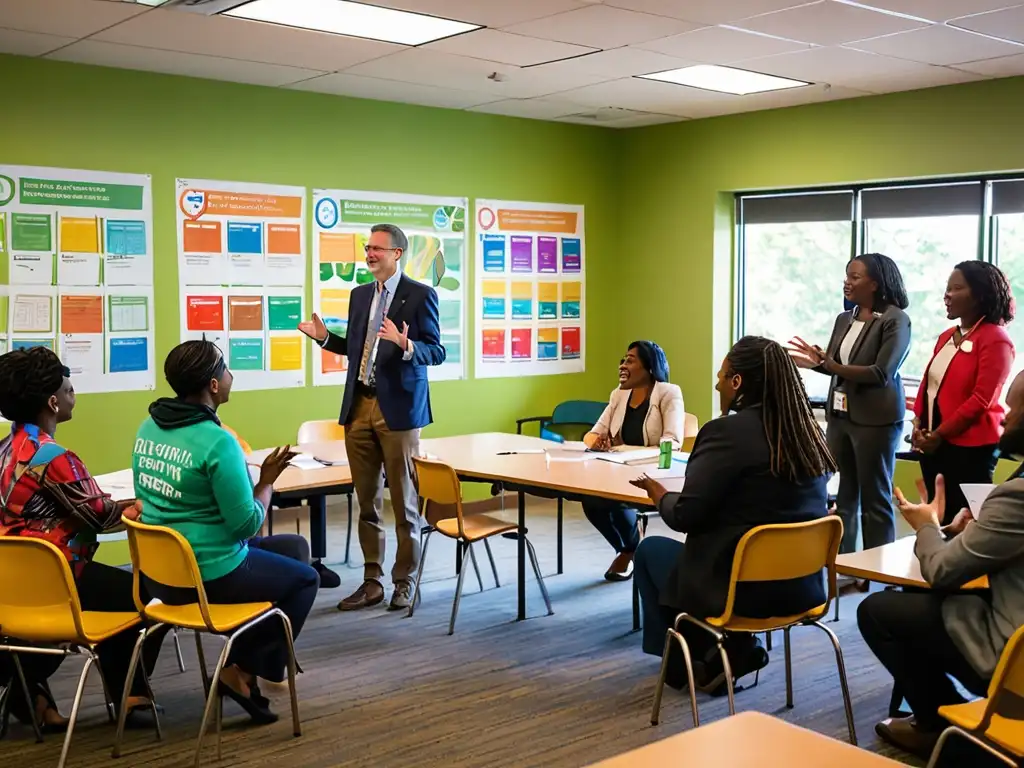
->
[[364, 245, 400, 256]]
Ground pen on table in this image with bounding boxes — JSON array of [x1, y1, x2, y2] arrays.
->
[[496, 449, 545, 455]]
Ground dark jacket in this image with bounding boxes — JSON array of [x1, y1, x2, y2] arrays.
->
[[657, 406, 829, 620], [322, 274, 445, 431]]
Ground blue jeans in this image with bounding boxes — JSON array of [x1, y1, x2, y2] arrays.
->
[[634, 536, 683, 656], [146, 536, 319, 682], [582, 498, 640, 554]]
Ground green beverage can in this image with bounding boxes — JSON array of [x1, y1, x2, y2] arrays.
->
[[659, 439, 672, 469]]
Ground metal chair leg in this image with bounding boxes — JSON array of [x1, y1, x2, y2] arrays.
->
[[409, 529, 432, 617], [448, 542, 470, 635], [114, 626, 151, 758], [833, 590, 840, 622], [173, 627, 186, 673], [468, 542, 484, 593], [0, 678, 11, 740], [717, 638, 737, 716], [344, 493, 354, 566], [651, 628, 699, 728], [93, 658, 116, 723], [926, 727, 1016, 768], [195, 631, 210, 696], [810, 620, 858, 745], [58, 654, 96, 768], [277, 610, 302, 738], [194, 634, 234, 767], [783, 626, 793, 708], [11, 654, 43, 744], [483, 538, 500, 588], [525, 537, 553, 616]]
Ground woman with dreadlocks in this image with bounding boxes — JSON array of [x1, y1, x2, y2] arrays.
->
[[0, 346, 166, 731], [912, 261, 1015, 524], [133, 339, 318, 725], [630, 336, 837, 694], [790, 253, 911, 557]]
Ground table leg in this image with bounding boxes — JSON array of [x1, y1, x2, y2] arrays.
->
[[518, 490, 526, 621], [556, 497, 564, 575], [308, 494, 328, 561]]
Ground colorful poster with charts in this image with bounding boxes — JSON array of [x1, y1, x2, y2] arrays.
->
[[311, 189, 466, 386], [176, 178, 306, 391], [0, 165, 156, 393], [474, 199, 585, 378]]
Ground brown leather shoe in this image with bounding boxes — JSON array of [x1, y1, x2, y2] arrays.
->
[[337, 579, 385, 611], [875, 717, 941, 760]]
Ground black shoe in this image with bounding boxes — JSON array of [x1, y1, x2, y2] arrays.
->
[[312, 559, 341, 589], [697, 643, 770, 696], [217, 681, 278, 725]]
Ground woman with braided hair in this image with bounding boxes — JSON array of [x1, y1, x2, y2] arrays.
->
[[0, 346, 165, 731], [630, 336, 836, 694], [912, 261, 1015, 524]]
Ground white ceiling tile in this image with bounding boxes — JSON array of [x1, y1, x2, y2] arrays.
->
[[850, 24, 1024, 66], [0, 0, 147, 38], [92, 7, 404, 71], [502, 5, 701, 48], [364, 0, 591, 26], [344, 48, 608, 98], [468, 97, 589, 119], [556, 76, 738, 117], [526, 47, 694, 78], [287, 73, 498, 108], [426, 30, 595, 66], [952, 5, 1024, 45], [853, 1, 1024, 23], [742, 46, 986, 91], [679, 83, 868, 117], [602, 0, 814, 25], [957, 52, 1024, 76], [637, 25, 815, 62], [46, 40, 325, 87], [734, 0, 929, 45], [0, 27, 75, 56]]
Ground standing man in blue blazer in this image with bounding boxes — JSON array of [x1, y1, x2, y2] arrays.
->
[[298, 223, 445, 612]]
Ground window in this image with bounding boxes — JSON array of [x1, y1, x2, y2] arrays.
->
[[739, 193, 853, 403], [738, 178, 1024, 397]]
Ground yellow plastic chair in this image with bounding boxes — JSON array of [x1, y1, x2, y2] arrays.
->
[[682, 412, 700, 452], [114, 518, 301, 766], [408, 457, 553, 635], [926, 625, 1024, 767], [294, 420, 354, 565], [650, 516, 856, 745], [0, 537, 156, 768]]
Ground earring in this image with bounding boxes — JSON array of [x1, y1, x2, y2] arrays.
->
[[53, 405, 59, 415]]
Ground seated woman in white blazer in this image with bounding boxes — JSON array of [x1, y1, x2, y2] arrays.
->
[[582, 341, 684, 581]]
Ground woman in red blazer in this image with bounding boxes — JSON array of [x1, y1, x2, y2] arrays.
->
[[913, 261, 1015, 523]]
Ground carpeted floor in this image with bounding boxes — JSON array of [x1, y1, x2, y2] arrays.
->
[[2, 497, 928, 767]]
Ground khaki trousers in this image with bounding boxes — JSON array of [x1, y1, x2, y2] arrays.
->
[[346, 392, 421, 586]]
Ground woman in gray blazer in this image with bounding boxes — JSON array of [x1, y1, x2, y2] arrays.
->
[[791, 253, 911, 556]]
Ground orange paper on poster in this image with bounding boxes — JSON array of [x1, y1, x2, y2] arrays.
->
[[182, 221, 222, 253], [60, 295, 103, 334], [204, 191, 302, 218], [186, 296, 224, 331], [319, 232, 357, 263], [321, 348, 347, 374], [497, 209, 578, 234], [267, 224, 301, 255]]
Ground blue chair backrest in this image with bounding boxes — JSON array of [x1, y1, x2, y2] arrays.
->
[[541, 400, 607, 442]]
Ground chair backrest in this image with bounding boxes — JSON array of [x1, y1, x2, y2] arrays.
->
[[0, 537, 87, 643], [221, 423, 252, 454], [682, 412, 699, 452], [297, 420, 346, 444], [715, 516, 843, 624], [413, 457, 467, 538], [981, 624, 1024, 731], [543, 400, 607, 442], [123, 517, 218, 631]]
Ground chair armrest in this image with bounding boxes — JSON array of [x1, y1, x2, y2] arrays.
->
[[515, 415, 552, 435]]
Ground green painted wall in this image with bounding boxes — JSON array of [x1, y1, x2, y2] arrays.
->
[[0, 54, 619, 474]]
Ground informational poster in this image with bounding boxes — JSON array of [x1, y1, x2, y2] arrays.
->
[[311, 189, 466, 385], [474, 200, 585, 378], [0, 166, 156, 393], [176, 179, 306, 391]]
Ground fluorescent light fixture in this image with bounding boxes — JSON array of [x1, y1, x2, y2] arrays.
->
[[224, 0, 481, 45], [639, 64, 810, 95]]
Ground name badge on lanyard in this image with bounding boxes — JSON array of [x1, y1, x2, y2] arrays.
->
[[832, 391, 848, 413]]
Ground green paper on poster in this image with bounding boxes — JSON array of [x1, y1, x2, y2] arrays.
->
[[19, 177, 144, 210], [229, 338, 264, 371], [267, 296, 301, 331], [0, 214, 6, 255], [0, 296, 7, 334], [11, 213, 52, 251]]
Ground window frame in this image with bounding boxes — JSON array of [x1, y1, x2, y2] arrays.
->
[[735, 173, 1024, 400]]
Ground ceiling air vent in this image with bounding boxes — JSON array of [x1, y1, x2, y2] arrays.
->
[[564, 107, 652, 122]]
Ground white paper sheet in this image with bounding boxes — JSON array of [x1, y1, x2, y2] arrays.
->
[[961, 483, 996, 519], [58, 252, 101, 286], [60, 334, 105, 393], [11, 293, 53, 333]]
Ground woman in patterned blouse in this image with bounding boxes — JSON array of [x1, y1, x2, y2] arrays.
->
[[0, 347, 166, 730]]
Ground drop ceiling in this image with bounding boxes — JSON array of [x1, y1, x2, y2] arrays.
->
[[2, 0, 1024, 127]]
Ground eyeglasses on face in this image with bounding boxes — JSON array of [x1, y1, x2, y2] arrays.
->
[[364, 245, 400, 255]]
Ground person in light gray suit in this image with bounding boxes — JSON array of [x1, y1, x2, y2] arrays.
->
[[857, 368, 1024, 761], [791, 253, 911, 554]]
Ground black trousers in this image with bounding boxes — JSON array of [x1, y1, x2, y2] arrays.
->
[[857, 590, 989, 731], [920, 442, 999, 526]]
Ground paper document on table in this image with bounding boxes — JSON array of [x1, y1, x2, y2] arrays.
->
[[312, 455, 347, 466], [557, 441, 588, 452], [595, 447, 661, 465], [961, 484, 997, 518], [289, 454, 331, 471], [544, 449, 594, 462]]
